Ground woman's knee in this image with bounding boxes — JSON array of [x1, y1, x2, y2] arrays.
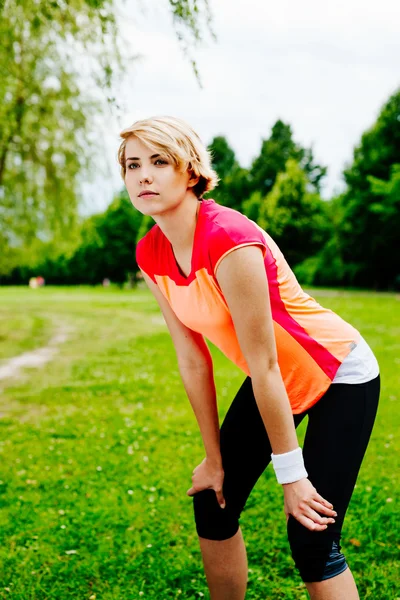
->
[[287, 516, 348, 582], [193, 489, 240, 541]]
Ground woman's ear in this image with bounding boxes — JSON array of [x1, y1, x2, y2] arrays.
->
[[188, 170, 200, 188]]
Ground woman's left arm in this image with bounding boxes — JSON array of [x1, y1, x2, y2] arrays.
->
[[216, 245, 337, 531]]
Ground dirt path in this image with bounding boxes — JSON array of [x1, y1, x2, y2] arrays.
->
[[0, 322, 71, 382]]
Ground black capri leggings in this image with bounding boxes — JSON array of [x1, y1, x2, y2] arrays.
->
[[193, 375, 380, 582]]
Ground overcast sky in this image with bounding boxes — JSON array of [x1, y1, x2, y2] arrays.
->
[[81, 0, 400, 214]]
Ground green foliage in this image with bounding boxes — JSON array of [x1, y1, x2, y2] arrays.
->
[[280, 102, 400, 290], [0, 0, 121, 270], [258, 159, 331, 266], [337, 88, 400, 288], [294, 238, 350, 288], [344, 91, 400, 190], [0, 236, 23, 280], [0, 0, 214, 275], [368, 163, 400, 221], [297, 146, 328, 193], [91, 192, 143, 283], [292, 256, 320, 287], [294, 193, 364, 288], [242, 191, 264, 222], [4, 192, 144, 285], [236, 120, 327, 226], [208, 135, 236, 179], [206, 136, 251, 210], [249, 120, 327, 197], [168, 0, 216, 86], [62, 193, 143, 284]]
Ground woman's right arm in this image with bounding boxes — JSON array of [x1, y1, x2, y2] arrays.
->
[[141, 272, 222, 468]]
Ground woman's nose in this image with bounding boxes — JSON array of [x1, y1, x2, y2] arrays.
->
[[139, 173, 153, 184]]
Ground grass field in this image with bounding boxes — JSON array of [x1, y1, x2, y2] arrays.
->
[[0, 286, 399, 599]]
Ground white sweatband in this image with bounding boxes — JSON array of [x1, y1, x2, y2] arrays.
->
[[271, 447, 308, 484]]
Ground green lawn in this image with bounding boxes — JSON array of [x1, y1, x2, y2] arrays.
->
[[0, 286, 398, 599], [0, 307, 52, 361]]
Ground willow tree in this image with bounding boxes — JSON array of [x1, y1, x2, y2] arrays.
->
[[0, 0, 214, 275]]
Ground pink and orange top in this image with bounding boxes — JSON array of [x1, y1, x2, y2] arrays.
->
[[136, 199, 360, 414]]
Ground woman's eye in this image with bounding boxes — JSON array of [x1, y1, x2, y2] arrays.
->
[[127, 160, 166, 169]]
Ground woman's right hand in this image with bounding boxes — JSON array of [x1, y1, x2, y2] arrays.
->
[[283, 478, 337, 531], [186, 457, 226, 509]]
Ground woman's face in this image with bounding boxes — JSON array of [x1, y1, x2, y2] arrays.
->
[[124, 136, 196, 217]]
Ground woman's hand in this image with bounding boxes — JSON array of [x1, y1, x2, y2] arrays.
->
[[283, 478, 337, 531], [187, 457, 226, 509]]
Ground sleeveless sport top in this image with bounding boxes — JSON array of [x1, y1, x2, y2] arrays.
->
[[136, 199, 361, 414]]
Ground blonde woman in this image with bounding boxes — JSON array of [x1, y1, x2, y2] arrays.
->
[[118, 116, 380, 600]]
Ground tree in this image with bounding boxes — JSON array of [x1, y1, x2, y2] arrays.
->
[[3, 190, 148, 285], [336, 88, 400, 288], [293, 194, 348, 288], [0, 0, 214, 276], [366, 164, 400, 288], [249, 120, 328, 199], [94, 192, 143, 283], [258, 159, 331, 267], [0, 0, 120, 246], [250, 120, 296, 196], [208, 135, 236, 179], [206, 136, 251, 211], [50, 191, 145, 284], [242, 191, 263, 223], [368, 164, 400, 222]]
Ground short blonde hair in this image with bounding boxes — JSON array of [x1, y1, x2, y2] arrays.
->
[[118, 116, 219, 198]]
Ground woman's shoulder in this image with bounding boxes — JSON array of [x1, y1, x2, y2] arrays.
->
[[201, 199, 268, 268], [203, 199, 264, 239]]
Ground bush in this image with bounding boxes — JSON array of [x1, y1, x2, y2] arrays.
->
[[293, 256, 320, 286]]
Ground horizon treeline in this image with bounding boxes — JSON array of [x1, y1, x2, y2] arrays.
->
[[2, 87, 399, 290]]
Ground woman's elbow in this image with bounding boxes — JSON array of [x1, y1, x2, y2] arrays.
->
[[176, 346, 213, 371], [247, 352, 279, 377]]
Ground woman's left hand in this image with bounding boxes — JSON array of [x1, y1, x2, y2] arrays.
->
[[283, 478, 337, 531], [187, 457, 226, 509]]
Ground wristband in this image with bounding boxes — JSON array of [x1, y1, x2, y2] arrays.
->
[[271, 447, 308, 484]]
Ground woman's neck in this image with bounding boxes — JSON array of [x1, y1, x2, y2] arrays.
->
[[153, 196, 201, 253]]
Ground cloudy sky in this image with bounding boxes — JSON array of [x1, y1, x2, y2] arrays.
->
[[82, 0, 400, 214]]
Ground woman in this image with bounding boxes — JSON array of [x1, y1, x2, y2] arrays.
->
[[117, 116, 380, 600]]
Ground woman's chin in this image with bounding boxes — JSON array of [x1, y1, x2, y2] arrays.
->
[[130, 198, 161, 217]]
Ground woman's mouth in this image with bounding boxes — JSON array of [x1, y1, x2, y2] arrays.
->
[[138, 191, 159, 198]]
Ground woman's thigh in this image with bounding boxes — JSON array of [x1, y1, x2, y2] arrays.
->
[[302, 375, 380, 529], [287, 375, 380, 579]]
